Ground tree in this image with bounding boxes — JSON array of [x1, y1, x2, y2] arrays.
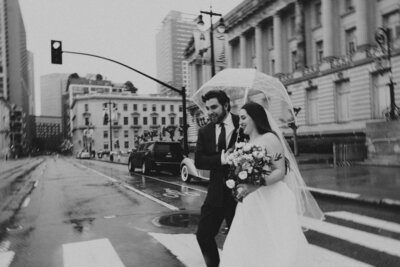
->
[[96, 74, 103, 81], [124, 81, 138, 94]]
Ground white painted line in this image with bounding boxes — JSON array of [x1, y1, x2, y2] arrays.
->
[[308, 244, 373, 267], [122, 184, 179, 211], [382, 198, 400, 206], [149, 233, 373, 267], [326, 211, 400, 234], [307, 187, 360, 199], [301, 216, 400, 257], [78, 163, 179, 211], [63, 238, 125, 267], [0, 251, 15, 267], [33, 180, 39, 188], [22, 197, 30, 208]]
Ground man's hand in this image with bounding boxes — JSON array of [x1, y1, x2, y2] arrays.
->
[[220, 148, 233, 165]]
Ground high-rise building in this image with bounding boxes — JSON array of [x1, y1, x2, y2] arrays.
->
[[156, 11, 197, 96], [40, 73, 69, 117], [27, 51, 35, 115]]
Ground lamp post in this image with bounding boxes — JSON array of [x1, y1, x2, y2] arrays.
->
[[104, 99, 116, 159], [197, 7, 226, 77], [375, 27, 398, 120]]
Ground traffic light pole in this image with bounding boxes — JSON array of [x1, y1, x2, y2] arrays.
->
[[109, 99, 113, 152], [58, 48, 189, 155]]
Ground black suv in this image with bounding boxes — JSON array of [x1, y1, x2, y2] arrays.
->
[[128, 141, 184, 174]]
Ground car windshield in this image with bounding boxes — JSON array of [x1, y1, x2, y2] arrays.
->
[[155, 143, 182, 156]]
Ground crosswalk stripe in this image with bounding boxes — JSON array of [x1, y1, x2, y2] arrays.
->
[[149, 233, 373, 267], [301, 216, 400, 257], [0, 251, 15, 267], [62, 238, 125, 267], [326, 211, 400, 234]]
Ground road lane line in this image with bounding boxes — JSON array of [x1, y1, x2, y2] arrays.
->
[[63, 238, 125, 267], [307, 187, 360, 199], [22, 197, 30, 208], [301, 216, 400, 257], [326, 211, 400, 234], [77, 163, 180, 211], [0, 251, 15, 267], [149, 233, 373, 267]]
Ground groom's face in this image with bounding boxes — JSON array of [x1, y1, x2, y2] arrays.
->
[[205, 98, 228, 124]]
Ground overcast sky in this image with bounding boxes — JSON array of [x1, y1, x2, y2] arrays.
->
[[19, 0, 243, 114]]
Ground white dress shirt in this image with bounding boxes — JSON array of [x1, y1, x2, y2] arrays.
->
[[216, 113, 235, 152]]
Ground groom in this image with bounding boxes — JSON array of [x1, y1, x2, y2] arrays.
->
[[195, 90, 239, 267]]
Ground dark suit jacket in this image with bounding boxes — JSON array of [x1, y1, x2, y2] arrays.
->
[[195, 113, 239, 207]]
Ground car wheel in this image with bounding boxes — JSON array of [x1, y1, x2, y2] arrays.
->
[[141, 161, 148, 174], [128, 159, 134, 172], [180, 164, 191, 183]]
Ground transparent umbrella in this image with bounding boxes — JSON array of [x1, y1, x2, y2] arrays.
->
[[191, 68, 295, 125]]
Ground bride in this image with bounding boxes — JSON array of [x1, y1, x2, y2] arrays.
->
[[219, 101, 324, 267]]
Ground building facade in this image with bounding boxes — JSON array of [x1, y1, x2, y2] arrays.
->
[[185, 0, 400, 159], [156, 10, 197, 96], [66, 78, 185, 154], [0, 97, 9, 158], [40, 73, 69, 117]]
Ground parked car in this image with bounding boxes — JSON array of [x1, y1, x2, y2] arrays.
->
[[180, 157, 210, 182], [77, 150, 91, 159], [128, 141, 184, 174], [97, 150, 110, 158]]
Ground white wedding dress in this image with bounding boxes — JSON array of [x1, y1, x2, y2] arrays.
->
[[220, 141, 310, 267], [220, 181, 309, 267]]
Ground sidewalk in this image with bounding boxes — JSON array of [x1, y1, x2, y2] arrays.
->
[[296, 154, 400, 207]]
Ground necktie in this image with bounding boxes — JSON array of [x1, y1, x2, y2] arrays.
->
[[217, 123, 226, 152]]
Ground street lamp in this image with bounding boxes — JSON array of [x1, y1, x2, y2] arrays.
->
[[375, 27, 399, 120], [104, 100, 117, 159], [198, 7, 226, 77]]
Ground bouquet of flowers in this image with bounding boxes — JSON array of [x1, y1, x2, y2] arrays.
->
[[225, 141, 282, 202]]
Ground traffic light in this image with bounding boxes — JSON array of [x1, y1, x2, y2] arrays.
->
[[51, 40, 62, 64]]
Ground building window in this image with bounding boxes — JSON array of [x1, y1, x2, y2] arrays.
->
[[104, 131, 108, 138], [113, 130, 119, 138], [345, 0, 354, 13], [162, 105, 165, 112], [104, 143, 109, 149], [268, 26, 274, 48], [162, 117, 166, 125], [336, 81, 351, 122], [123, 104, 128, 111], [85, 117, 89, 126], [289, 15, 296, 38], [143, 117, 147, 125], [124, 130, 129, 138], [133, 117, 138, 125], [179, 117, 183, 125], [143, 104, 147, 112], [152, 117, 157, 125], [133, 104, 137, 111], [124, 141, 129, 149], [345, 28, 356, 55], [170, 105, 174, 112], [383, 11, 400, 41], [316, 41, 323, 63], [152, 104, 156, 112], [170, 117, 175, 125], [123, 117, 128, 125], [306, 87, 318, 124], [179, 105, 183, 112], [291, 51, 297, 71], [315, 2, 321, 27], [84, 104, 89, 112]]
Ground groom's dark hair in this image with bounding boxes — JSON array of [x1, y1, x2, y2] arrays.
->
[[202, 90, 231, 111], [241, 102, 272, 134]]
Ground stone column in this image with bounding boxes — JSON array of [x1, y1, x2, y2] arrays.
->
[[240, 34, 247, 68], [255, 25, 264, 71], [322, 0, 334, 58], [295, 1, 305, 69], [226, 39, 233, 68], [273, 13, 282, 73], [354, 0, 369, 49]]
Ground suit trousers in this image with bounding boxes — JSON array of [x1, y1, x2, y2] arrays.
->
[[196, 202, 236, 267]]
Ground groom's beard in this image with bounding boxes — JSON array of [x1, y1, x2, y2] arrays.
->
[[210, 109, 227, 124]]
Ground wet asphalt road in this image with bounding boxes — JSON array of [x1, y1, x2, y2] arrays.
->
[[1, 156, 400, 266]]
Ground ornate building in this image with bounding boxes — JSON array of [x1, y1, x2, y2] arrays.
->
[[185, 0, 400, 163]]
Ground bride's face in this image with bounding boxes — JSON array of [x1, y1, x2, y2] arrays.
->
[[239, 109, 256, 135]]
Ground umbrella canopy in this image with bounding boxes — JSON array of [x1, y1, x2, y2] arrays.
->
[[191, 68, 295, 124]]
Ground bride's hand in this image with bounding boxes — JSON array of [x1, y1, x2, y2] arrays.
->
[[236, 184, 259, 200]]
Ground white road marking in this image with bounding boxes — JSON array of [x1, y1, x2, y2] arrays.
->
[[149, 233, 373, 267], [33, 180, 39, 188], [0, 241, 10, 252], [62, 238, 125, 267], [0, 251, 15, 267], [307, 187, 360, 199], [22, 197, 30, 208], [326, 211, 400, 234], [77, 162, 180, 211], [301, 216, 400, 257]]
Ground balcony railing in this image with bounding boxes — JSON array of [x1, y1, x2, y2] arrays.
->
[[130, 125, 142, 129]]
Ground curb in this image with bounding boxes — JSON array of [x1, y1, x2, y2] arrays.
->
[[308, 186, 400, 209]]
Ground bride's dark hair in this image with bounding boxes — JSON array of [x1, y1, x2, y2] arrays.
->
[[241, 102, 273, 134]]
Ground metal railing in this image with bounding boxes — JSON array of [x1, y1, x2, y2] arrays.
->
[[333, 143, 367, 167]]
